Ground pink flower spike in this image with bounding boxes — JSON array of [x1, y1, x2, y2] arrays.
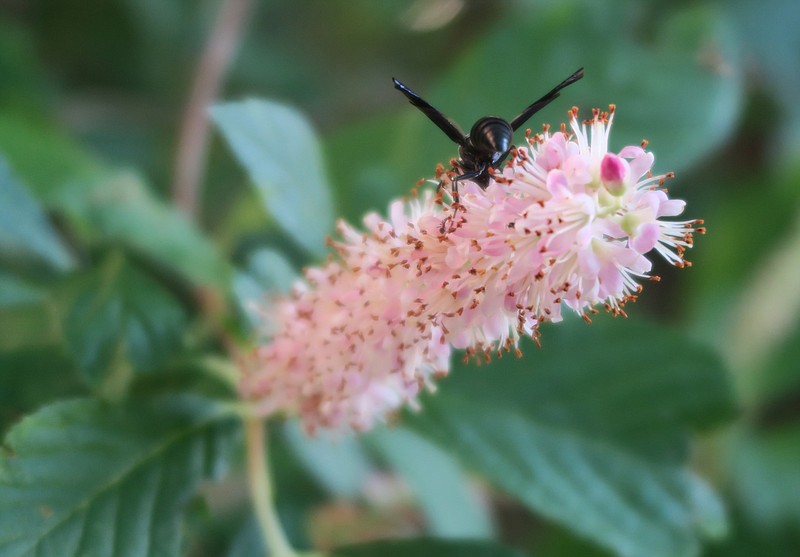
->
[[240, 105, 703, 433]]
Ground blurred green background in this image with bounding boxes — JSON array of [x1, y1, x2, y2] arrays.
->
[[1, 0, 799, 556]]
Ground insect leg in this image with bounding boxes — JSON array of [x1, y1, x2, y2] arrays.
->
[[441, 165, 486, 233]]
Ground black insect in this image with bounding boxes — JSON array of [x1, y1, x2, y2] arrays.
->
[[392, 68, 584, 230]]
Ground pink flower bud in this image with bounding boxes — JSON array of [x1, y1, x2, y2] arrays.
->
[[600, 153, 627, 195]]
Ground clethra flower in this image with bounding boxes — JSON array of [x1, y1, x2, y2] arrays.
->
[[240, 106, 704, 433]]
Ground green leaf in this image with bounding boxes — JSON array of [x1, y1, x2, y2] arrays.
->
[[283, 420, 373, 499], [731, 427, 800, 529], [233, 248, 297, 327], [0, 157, 74, 272], [0, 273, 45, 307], [0, 117, 230, 288], [368, 427, 493, 539], [403, 319, 734, 556], [0, 396, 237, 557], [225, 516, 265, 557], [443, 319, 736, 463], [0, 299, 60, 352], [333, 538, 526, 557], [0, 115, 102, 205], [719, 205, 800, 400], [0, 347, 84, 435], [68, 170, 231, 289], [60, 253, 187, 394], [726, 0, 800, 161], [0, 21, 49, 115], [409, 397, 706, 557], [211, 99, 336, 258]]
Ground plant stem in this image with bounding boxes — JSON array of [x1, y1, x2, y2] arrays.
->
[[173, 0, 254, 217], [245, 416, 297, 557]]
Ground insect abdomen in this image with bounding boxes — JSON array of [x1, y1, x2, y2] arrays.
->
[[468, 117, 513, 156]]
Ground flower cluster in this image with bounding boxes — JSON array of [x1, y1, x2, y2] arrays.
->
[[240, 106, 703, 433]]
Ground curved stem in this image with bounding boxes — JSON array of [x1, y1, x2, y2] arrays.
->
[[245, 416, 297, 557], [173, 0, 254, 216]]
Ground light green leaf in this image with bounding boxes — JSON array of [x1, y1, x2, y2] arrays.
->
[[368, 426, 493, 539], [0, 115, 101, 204], [0, 396, 237, 557], [0, 273, 45, 307], [0, 157, 73, 272], [688, 473, 728, 540], [333, 539, 526, 557], [60, 253, 187, 394], [211, 99, 336, 258], [283, 419, 373, 499], [233, 248, 297, 327], [0, 117, 230, 288], [69, 170, 231, 289]]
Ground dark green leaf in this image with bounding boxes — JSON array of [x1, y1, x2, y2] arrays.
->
[[333, 538, 526, 557], [325, 114, 411, 222], [0, 396, 238, 557], [757, 322, 800, 406], [225, 516, 266, 557], [368, 427, 493, 539], [0, 157, 74, 272], [0, 22, 49, 115], [408, 397, 711, 557], [0, 300, 60, 352], [60, 253, 187, 393], [705, 507, 800, 557], [731, 427, 800, 529], [726, 0, 800, 161], [0, 347, 84, 435], [442, 319, 735, 463], [211, 99, 336, 258], [403, 319, 734, 556]]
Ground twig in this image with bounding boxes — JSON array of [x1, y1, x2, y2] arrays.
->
[[172, 0, 254, 217]]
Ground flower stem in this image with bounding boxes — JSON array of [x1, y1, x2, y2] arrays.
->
[[245, 416, 297, 557]]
